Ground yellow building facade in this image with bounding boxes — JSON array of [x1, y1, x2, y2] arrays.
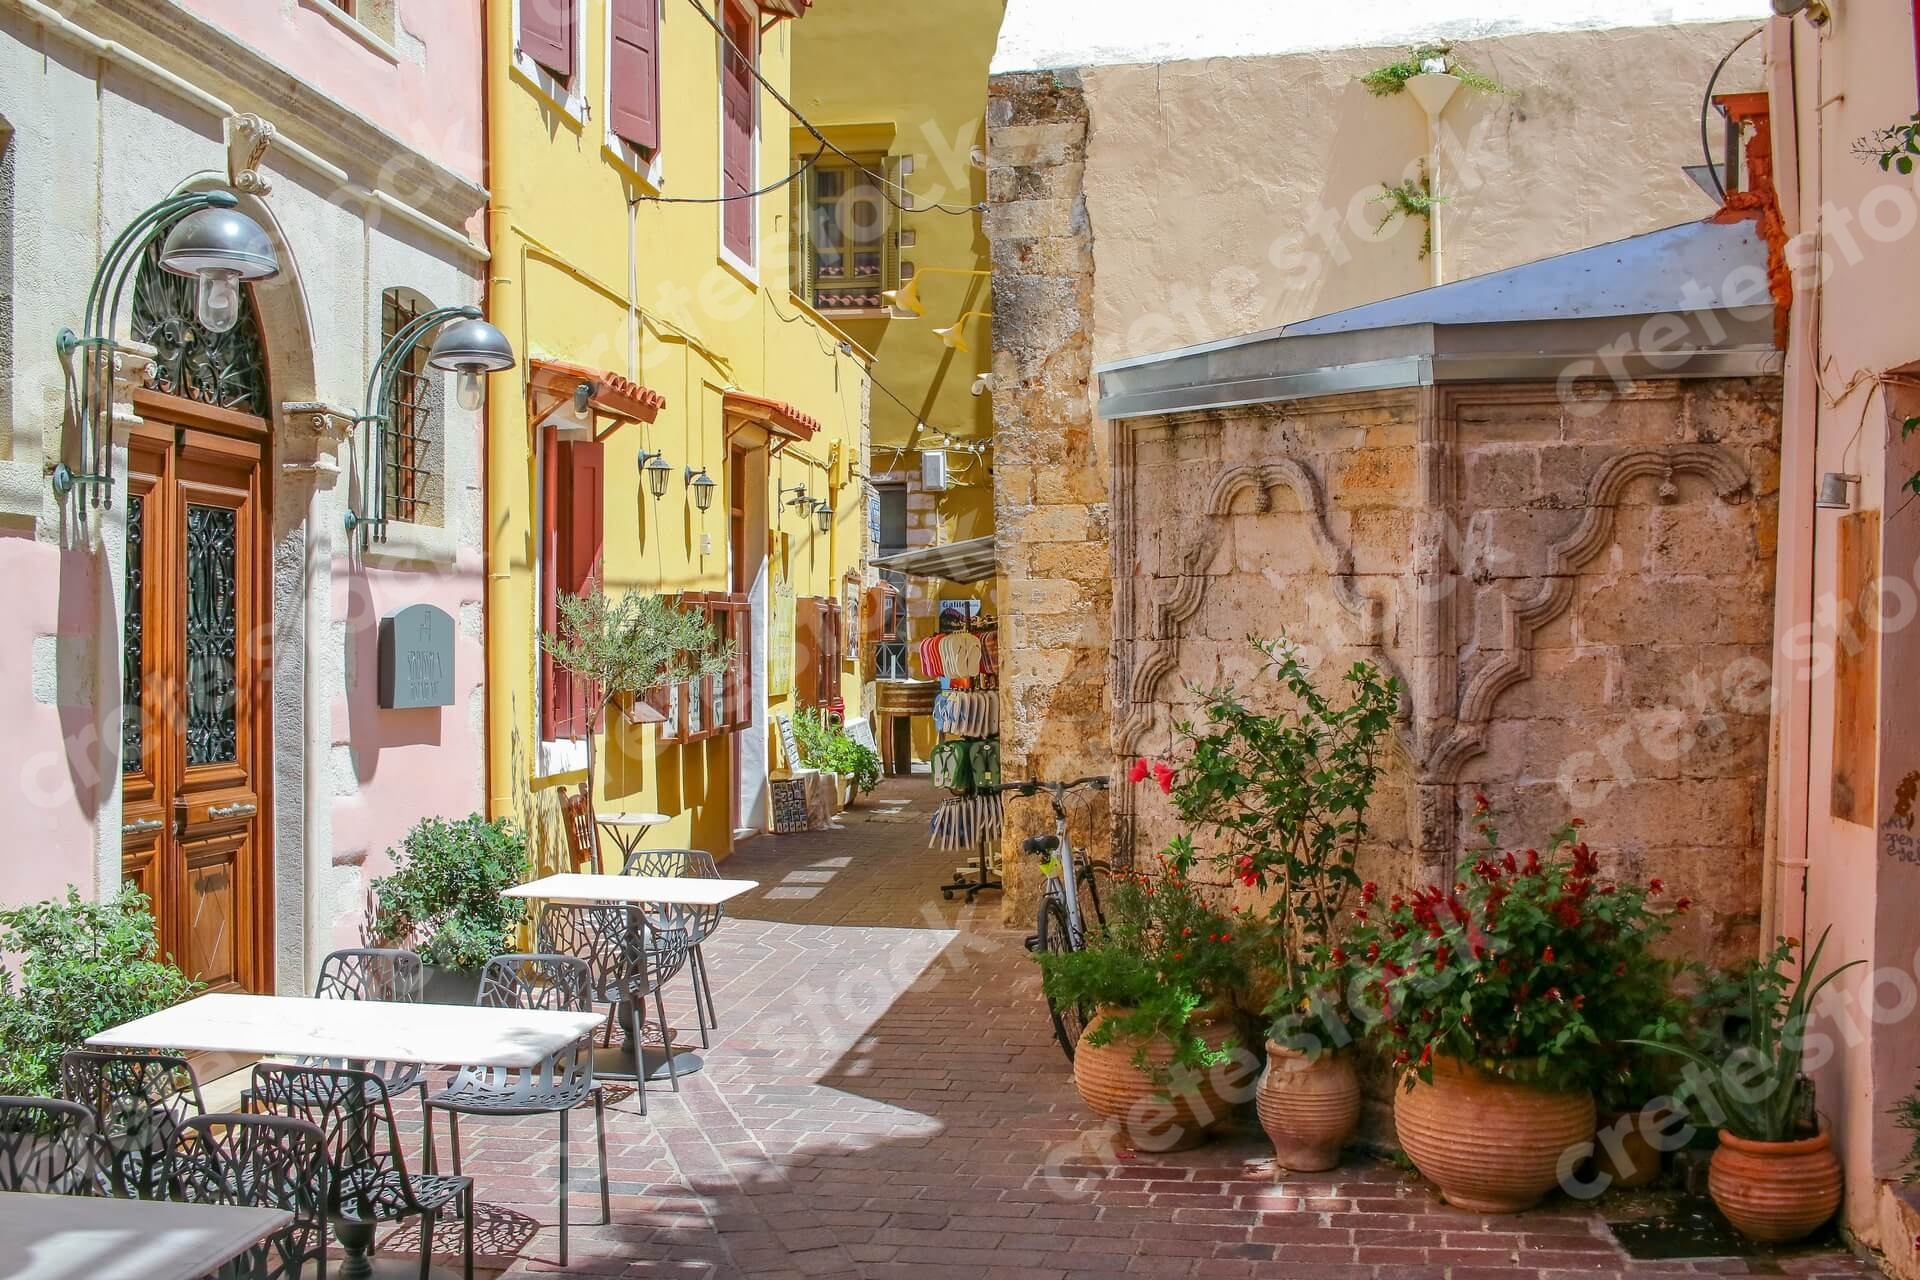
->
[[486, 0, 870, 860], [790, 0, 1004, 657]]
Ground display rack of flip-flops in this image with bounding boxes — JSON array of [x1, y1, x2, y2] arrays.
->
[[922, 620, 1003, 902]]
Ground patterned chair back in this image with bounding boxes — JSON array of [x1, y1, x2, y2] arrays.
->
[[59, 1050, 204, 1199], [537, 902, 655, 1003], [0, 1096, 97, 1195], [248, 1063, 422, 1223], [172, 1113, 327, 1280]]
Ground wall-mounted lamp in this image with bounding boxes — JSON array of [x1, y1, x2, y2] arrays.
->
[[638, 448, 673, 500], [1771, 0, 1831, 23], [54, 189, 282, 505], [687, 466, 717, 512], [572, 381, 594, 413], [970, 372, 994, 398], [882, 266, 992, 319], [346, 304, 515, 543], [781, 483, 810, 512], [932, 310, 993, 354], [813, 499, 834, 534], [1816, 472, 1860, 511]]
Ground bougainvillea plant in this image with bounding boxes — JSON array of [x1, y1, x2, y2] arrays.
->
[[1131, 638, 1399, 1052], [1349, 796, 1679, 1093]]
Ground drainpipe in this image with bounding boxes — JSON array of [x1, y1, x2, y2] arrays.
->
[[1405, 72, 1462, 288], [480, 0, 497, 818]]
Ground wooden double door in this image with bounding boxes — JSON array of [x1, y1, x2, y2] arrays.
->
[[120, 394, 273, 993]]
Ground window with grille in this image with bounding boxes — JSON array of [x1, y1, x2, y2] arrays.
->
[[792, 155, 898, 311], [379, 288, 442, 527], [323, 0, 355, 12]]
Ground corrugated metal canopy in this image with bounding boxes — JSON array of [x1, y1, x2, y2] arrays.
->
[[873, 536, 998, 584]]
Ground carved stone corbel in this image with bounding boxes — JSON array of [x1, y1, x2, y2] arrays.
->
[[225, 114, 276, 196], [280, 401, 355, 447], [108, 341, 159, 435]]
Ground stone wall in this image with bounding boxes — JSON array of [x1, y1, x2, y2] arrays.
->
[[1112, 380, 1782, 967], [986, 71, 1114, 918]]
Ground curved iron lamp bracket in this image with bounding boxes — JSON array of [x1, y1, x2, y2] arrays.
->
[[344, 302, 481, 546]]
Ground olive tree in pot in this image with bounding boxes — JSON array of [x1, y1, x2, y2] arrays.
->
[[1631, 929, 1859, 1242], [1137, 638, 1399, 1171], [371, 816, 530, 1004], [0, 888, 198, 1097], [544, 584, 735, 802]]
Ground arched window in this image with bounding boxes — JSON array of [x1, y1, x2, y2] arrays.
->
[[380, 287, 445, 526]]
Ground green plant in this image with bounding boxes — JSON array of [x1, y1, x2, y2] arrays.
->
[[1360, 43, 1510, 98], [1036, 854, 1253, 1082], [1355, 799, 1677, 1093], [1630, 927, 1863, 1143], [370, 815, 531, 972], [1372, 173, 1446, 259], [545, 584, 735, 789], [792, 708, 882, 795], [0, 888, 198, 1095], [1895, 1080, 1920, 1182], [1858, 114, 1920, 175], [1143, 637, 1398, 1051]]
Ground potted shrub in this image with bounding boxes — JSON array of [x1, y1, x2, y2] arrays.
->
[[1037, 858, 1255, 1152], [792, 708, 882, 809], [1354, 800, 1672, 1212], [1631, 930, 1856, 1242], [1144, 638, 1398, 1170], [370, 815, 531, 1004], [0, 888, 197, 1096]]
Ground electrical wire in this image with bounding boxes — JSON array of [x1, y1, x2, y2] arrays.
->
[[680, 0, 982, 216], [635, 138, 829, 205], [1700, 24, 1765, 202]]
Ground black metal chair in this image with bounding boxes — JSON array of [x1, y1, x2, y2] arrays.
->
[[620, 848, 724, 1045], [423, 955, 608, 1267], [311, 948, 429, 1109], [0, 1096, 98, 1195], [59, 1050, 205, 1199], [536, 902, 686, 1109], [171, 1113, 329, 1280], [250, 1062, 473, 1280]]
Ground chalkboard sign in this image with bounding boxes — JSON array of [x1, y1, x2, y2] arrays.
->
[[378, 604, 455, 709]]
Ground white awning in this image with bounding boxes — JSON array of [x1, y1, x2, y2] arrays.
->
[[873, 536, 997, 585]]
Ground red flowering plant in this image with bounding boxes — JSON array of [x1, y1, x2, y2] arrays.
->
[[1133, 638, 1399, 1057], [1352, 797, 1678, 1093]]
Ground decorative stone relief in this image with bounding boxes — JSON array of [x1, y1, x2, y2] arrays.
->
[[225, 113, 276, 196]]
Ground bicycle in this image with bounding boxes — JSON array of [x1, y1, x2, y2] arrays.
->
[[996, 775, 1112, 1061]]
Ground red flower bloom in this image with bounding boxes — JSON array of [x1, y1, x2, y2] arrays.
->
[[1219, 933, 1231, 944], [1570, 817, 1586, 827], [1361, 882, 1379, 905], [1418, 1043, 1434, 1066], [1354, 909, 1369, 924], [1649, 879, 1664, 894], [1573, 994, 1586, 1010], [1542, 946, 1555, 963], [1367, 942, 1380, 961], [1675, 897, 1693, 913], [1474, 792, 1491, 811], [1546, 987, 1563, 1002], [1127, 758, 1150, 785], [1330, 948, 1348, 964], [1502, 852, 1518, 874], [1151, 761, 1176, 794]]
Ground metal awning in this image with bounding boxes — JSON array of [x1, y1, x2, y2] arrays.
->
[[872, 536, 997, 584]]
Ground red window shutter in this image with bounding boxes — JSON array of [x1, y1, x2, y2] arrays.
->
[[610, 0, 661, 151], [720, 2, 756, 263], [520, 0, 575, 79], [542, 441, 604, 741]]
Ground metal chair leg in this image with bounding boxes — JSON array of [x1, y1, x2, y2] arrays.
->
[[628, 1001, 649, 1115], [449, 1111, 463, 1176], [422, 1103, 436, 1174], [594, 1091, 611, 1224], [655, 989, 681, 1092], [693, 944, 718, 1031], [416, 1210, 435, 1280], [558, 1107, 570, 1267], [688, 971, 710, 1049], [462, 1185, 475, 1280]]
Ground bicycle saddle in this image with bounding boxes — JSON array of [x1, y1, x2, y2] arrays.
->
[[1022, 833, 1061, 855]]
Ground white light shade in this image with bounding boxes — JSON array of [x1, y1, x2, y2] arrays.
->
[[160, 207, 280, 283]]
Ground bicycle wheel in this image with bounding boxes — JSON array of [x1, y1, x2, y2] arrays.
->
[[1077, 859, 1109, 932], [1036, 896, 1090, 1062]]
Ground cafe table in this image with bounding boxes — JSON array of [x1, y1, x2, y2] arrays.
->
[[504, 873, 759, 1082], [594, 810, 672, 868], [88, 992, 603, 1278], [0, 1190, 292, 1280]]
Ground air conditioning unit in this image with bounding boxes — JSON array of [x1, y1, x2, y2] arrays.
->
[[921, 449, 950, 492]]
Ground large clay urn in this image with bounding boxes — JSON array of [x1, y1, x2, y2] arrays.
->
[[1394, 1054, 1596, 1212], [1256, 1042, 1360, 1171], [1073, 1008, 1248, 1153], [1708, 1127, 1842, 1243]]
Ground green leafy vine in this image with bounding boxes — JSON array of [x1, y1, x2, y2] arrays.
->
[[1360, 43, 1511, 98], [1372, 171, 1447, 259]]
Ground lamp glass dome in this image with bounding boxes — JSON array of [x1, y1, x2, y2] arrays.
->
[[161, 207, 279, 334], [645, 455, 673, 499], [426, 317, 516, 375], [815, 501, 833, 533], [689, 468, 717, 512]]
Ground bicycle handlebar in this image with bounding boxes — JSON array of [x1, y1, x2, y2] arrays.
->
[[985, 775, 1110, 798]]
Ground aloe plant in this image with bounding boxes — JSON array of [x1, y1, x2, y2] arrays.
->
[[1629, 927, 1862, 1143]]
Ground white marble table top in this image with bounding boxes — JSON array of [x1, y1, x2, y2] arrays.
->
[[596, 811, 671, 827], [0, 1190, 292, 1280], [504, 872, 759, 907], [86, 992, 603, 1068]]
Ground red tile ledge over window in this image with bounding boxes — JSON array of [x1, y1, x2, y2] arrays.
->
[[757, 0, 813, 17], [528, 358, 668, 425], [724, 389, 821, 441]]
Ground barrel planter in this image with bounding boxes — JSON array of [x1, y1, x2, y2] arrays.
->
[[1256, 1042, 1360, 1171], [1709, 1126, 1842, 1243], [1073, 1008, 1247, 1153], [1394, 1054, 1595, 1212], [421, 964, 483, 1006]]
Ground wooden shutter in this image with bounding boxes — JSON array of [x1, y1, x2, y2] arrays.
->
[[720, 1, 756, 264], [790, 165, 814, 303], [542, 441, 604, 741], [520, 0, 575, 79], [882, 157, 901, 296], [610, 0, 661, 151]]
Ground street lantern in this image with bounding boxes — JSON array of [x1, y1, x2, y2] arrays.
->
[[814, 499, 834, 534], [687, 466, 717, 512], [639, 449, 673, 499]]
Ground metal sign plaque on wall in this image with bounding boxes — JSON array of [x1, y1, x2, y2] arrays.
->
[[378, 604, 455, 709]]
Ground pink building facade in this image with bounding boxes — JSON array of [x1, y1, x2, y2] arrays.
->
[[0, 0, 489, 992], [1764, 3, 1920, 1266]]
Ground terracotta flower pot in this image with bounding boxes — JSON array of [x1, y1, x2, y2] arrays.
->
[[1072, 1008, 1248, 1153], [1594, 1108, 1668, 1190], [1394, 1054, 1596, 1212], [1708, 1127, 1842, 1243], [1256, 1042, 1360, 1171]]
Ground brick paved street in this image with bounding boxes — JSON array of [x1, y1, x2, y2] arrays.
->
[[395, 779, 1879, 1279]]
